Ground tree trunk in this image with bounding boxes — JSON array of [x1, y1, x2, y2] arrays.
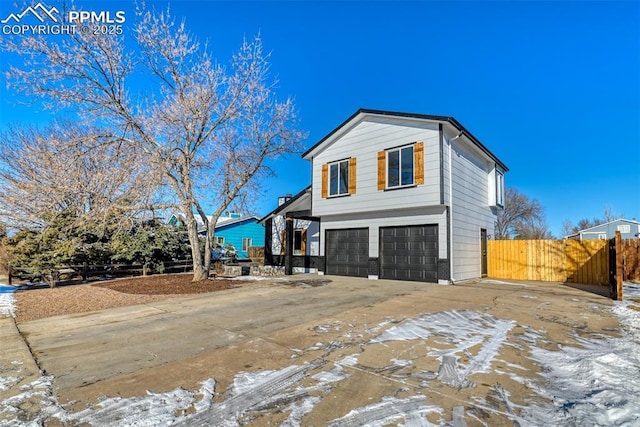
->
[[192, 264, 208, 281], [203, 226, 213, 279], [184, 208, 206, 282], [46, 269, 59, 288]]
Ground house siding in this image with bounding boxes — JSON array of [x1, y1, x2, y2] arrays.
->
[[216, 221, 265, 258], [447, 130, 497, 281], [312, 117, 441, 216], [292, 110, 507, 283], [574, 220, 640, 240]]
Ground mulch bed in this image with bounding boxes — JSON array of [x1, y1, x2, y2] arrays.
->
[[14, 274, 255, 323], [92, 274, 247, 295]]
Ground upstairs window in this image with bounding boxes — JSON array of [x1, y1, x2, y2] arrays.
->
[[329, 159, 349, 196], [321, 158, 357, 198], [387, 145, 414, 188], [378, 142, 423, 190]]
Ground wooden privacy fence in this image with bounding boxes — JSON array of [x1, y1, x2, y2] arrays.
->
[[622, 239, 640, 282], [488, 239, 610, 285]]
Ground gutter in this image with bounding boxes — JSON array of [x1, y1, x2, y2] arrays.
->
[[448, 131, 463, 284]]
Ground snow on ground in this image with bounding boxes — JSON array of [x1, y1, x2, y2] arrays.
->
[[518, 284, 640, 426], [0, 284, 17, 317], [229, 275, 286, 281], [2, 284, 640, 425], [373, 310, 516, 388]]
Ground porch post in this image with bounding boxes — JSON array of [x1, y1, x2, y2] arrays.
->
[[285, 217, 294, 275], [264, 218, 273, 265]]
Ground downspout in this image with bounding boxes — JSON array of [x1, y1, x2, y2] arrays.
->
[[448, 131, 463, 284]]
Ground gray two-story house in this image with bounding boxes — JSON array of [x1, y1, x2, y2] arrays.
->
[[262, 109, 508, 283]]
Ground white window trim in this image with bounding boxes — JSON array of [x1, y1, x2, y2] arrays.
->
[[328, 159, 350, 197], [386, 144, 415, 189], [242, 237, 252, 252], [617, 224, 631, 233], [496, 170, 505, 207]]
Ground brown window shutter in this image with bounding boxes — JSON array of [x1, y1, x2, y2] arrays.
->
[[377, 151, 386, 190], [414, 141, 424, 185], [301, 229, 307, 255], [348, 157, 357, 194], [321, 164, 328, 198]]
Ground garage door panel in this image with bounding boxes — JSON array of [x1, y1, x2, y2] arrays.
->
[[326, 228, 369, 278], [380, 225, 438, 283]]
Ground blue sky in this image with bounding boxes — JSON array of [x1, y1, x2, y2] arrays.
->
[[1, 1, 638, 237]]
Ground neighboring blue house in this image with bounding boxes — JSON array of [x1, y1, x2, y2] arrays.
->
[[214, 215, 265, 258], [167, 212, 265, 258], [566, 218, 640, 240]]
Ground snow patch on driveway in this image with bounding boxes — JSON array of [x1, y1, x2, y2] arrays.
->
[[3, 284, 640, 425], [328, 395, 441, 426], [373, 310, 515, 388], [516, 285, 640, 426]]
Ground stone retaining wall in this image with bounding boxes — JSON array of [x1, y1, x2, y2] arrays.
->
[[222, 264, 285, 277]]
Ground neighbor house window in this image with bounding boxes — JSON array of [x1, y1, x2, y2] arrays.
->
[[496, 170, 505, 207], [215, 236, 225, 245], [242, 238, 252, 252], [617, 224, 630, 234], [387, 145, 414, 188], [329, 159, 349, 196]]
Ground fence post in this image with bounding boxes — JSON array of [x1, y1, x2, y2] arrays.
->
[[615, 231, 623, 301], [8, 265, 12, 286], [82, 262, 88, 282]]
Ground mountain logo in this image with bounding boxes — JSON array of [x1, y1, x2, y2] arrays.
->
[[1, 3, 60, 24]]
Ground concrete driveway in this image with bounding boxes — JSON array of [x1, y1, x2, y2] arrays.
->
[[12, 275, 621, 425]]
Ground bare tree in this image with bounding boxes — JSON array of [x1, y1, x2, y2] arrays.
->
[[512, 217, 553, 240], [561, 220, 574, 238], [3, 6, 304, 280], [495, 187, 550, 239], [562, 206, 623, 236], [0, 222, 8, 276], [0, 122, 155, 231]]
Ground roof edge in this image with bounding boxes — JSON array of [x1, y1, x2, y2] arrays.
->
[[258, 185, 312, 223], [215, 215, 261, 229], [301, 109, 508, 171], [566, 218, 640, 236]]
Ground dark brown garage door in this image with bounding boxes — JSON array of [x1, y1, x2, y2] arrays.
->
[[325, 228, 369, 277], [380, 225, 438, 282]]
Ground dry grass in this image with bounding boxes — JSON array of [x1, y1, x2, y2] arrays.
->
[[14, 274, 251, 323]]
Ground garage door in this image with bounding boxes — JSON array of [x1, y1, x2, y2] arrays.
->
[[380, 225, 438, 282], [326, 228, 369, 277]]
